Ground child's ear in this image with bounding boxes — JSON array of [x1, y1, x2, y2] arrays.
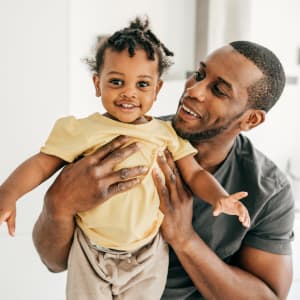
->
[[154, 79, 163, 100], [240, 109, 265, 131], [93, 73, 101, 97]]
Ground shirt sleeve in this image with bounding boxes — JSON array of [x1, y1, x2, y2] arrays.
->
[[164, 121, 197, 161], [40, 116, 89, 162], [243, 182, 295, 255]]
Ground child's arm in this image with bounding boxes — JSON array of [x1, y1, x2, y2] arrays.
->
[[0, 153, 65, 235], [176, 154, 250, 227]]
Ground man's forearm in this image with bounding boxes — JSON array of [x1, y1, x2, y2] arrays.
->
[[171, 233, 278, 300], [32, 206, 75, 272]]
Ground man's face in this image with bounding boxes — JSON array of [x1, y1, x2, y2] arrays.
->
[[173, 45, 263, 142]]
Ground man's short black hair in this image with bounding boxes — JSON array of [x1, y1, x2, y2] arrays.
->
[[230, 41, 286, 112]]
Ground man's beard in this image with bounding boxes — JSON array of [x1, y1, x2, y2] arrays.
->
[[172, 110, 245, 143]]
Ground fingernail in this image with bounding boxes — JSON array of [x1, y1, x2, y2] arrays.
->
[[132, 178, 140, 184], [157, 151, 166, 161], [140, 166, 148, 173], [153, 166, 160, 174]]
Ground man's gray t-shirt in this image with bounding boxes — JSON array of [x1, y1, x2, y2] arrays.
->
[[162, 133, 294, 300]]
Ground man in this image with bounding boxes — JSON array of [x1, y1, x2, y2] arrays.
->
[[33, 41, 294, 299]]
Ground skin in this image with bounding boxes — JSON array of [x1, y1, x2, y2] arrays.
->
[[152, 45, 292, 299], [93, 48, 163, 124], [32, 45, 292, 298], [33, 135, 148, 271], [0, 48, 163, 235]]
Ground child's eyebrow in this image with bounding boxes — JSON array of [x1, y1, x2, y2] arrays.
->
[[137, 75, 154, 80], [106, 71, 154, 80], [106, 71, 124, 76], [199, 62, 206, 69]]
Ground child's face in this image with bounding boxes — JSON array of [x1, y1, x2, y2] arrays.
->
[[93, 48, 163, 124]]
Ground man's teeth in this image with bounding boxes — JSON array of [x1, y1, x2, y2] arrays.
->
[[182, 104, 199, 117]]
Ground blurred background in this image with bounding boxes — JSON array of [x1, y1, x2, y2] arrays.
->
[[0, 0, 299, 299]]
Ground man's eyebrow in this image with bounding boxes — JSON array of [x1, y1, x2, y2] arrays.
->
[[199, 61, 232, 90]]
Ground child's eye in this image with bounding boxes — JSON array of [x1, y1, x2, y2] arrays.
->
[[109, 79, 123, 86], [137, 81, 150, 88], [194, 71, 205, 82]]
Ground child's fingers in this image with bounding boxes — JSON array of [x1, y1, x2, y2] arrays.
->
[[212, 202, 222, 216], [7, 214, 16, 237], [238, 205, 250, 228], [0, 211, 10, 225], [229, 191, 248, 202]]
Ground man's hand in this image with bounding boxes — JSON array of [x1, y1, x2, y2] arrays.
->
[[33, 135, 148, 272], [152, 150, 196, 247], [46, 135, 149, 219]]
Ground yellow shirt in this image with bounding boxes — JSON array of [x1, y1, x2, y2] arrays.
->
[[41, 113, 196, 251]]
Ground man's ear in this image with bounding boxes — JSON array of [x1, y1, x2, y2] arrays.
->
[[154, 79, 163, 101], [240, 109, 266, 131], [93, 73, 101, 97]]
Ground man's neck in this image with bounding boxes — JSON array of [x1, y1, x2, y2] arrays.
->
[[192, 138, 235, 174]]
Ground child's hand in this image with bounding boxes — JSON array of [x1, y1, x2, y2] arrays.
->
[[212, 191, 250, 228], [0, 199, 16, 236]]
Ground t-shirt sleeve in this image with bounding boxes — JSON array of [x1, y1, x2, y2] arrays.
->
[[41, 116, 88, 162], [243, 182, 295, 255], [164, 121, 197, 161]]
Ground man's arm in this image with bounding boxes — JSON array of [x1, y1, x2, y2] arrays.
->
[[153, 151, 292, 300], [32, 135, 148, 272]]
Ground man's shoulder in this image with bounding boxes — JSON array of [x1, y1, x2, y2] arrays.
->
[[235, 134, 288, 186]]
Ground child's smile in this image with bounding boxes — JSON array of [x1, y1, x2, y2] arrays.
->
[[93, 48, 163, 124]]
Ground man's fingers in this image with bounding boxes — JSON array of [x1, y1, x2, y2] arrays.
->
[[107, 178, 141, 199], [92, 135, 132, 162], [157, 151, 177, 189], [152, 167, 171, 212], [118, 165, 148, 180], [102, 142, 140, 167], [105, 165, 148, 188]]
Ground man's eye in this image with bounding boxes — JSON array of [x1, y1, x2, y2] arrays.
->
[[110, 79, 123, 86], [194, 71, 205, 82], [137, 81, 150, 88], [212, 85, 227, 97]]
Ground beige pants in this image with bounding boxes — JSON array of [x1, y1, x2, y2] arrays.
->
[[66, 228, 169, 300]]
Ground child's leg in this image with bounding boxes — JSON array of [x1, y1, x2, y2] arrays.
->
[[113, 233, 169, 300], [66, 227, 113, 300]]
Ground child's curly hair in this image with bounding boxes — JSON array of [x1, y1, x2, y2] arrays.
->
[[86, 16, 174, 76]]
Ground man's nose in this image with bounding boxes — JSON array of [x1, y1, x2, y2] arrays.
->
[[185, 82, 206, 102]]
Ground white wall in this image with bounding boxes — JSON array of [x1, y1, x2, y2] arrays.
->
[[0, 1, 300, 299], [206, 0, 300, 188], [68, 0, 196, 117], [0, 1, 69, 299]]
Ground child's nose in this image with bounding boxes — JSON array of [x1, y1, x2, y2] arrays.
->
[[120, 87, 137, 99]]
